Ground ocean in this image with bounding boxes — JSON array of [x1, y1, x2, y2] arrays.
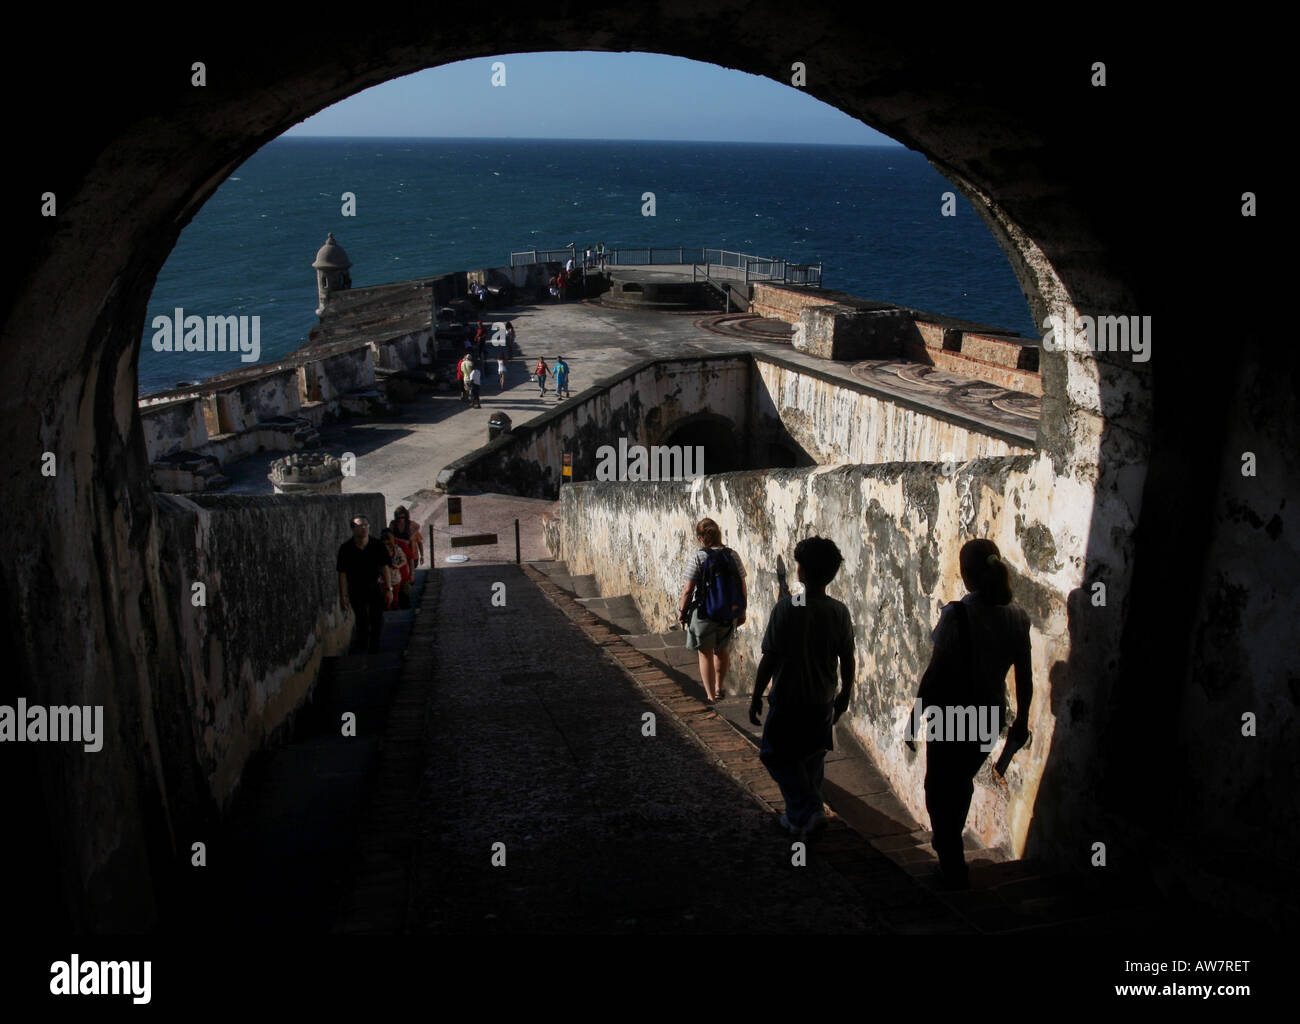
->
[[139, 138, 1039, 396]]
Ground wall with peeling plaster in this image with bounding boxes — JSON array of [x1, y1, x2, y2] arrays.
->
[[551, 453, 1092, 862], [439, 356, 753, 495], [153, 491, 386, 808], [752, 357, 1031, 466], [441, 353, 1032, 496]]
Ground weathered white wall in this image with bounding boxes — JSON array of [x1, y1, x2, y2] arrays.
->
[[153, 491, 387, 807], [552, 452, 1090, 859], [439, 356, 752, 495], [753, 358, 1031, 466]]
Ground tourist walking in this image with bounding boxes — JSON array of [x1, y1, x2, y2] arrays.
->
[[389, 505, 424, 568], [380, 529, 411, 610], [458, 353, 474, 403], [557, 269, 568, 303], [534, 356, 550, 395], [337, 514, 394, 654], [597, 242, 606, 270], [748, 537, 855, 839], [505, 322, 516, 356], [913, 538, 1033, 888], [497, 354, 507, 390], [470, 363, 482, 408], [553, 356, 570, 399], [677, 517, 747, 702]]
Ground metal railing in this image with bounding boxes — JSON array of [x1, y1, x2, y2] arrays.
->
[[509, 245, 822, 286]]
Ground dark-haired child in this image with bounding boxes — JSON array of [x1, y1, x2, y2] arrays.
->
[[749, 536, 856, 838]]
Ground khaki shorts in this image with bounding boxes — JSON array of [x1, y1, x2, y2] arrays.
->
[[686, 608, 735, 652]]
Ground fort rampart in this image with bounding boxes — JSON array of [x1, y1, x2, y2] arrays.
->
[[152, 491, 386, 810]]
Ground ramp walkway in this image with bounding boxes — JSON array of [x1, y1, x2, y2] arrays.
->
[[170, 543, 1209, 935]]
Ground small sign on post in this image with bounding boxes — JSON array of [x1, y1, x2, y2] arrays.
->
[[562, 453, 572, 479], [447, 496, 462, 526], [450, 533, 498, 548]]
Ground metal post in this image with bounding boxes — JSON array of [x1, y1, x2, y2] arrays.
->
[[428, 522, 434, 567], [515, 519, 521, 565]]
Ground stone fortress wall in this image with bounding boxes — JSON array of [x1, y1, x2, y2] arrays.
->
[[439, 352, 1031, 496], [553, 458, 1067, 860], [152, 492, 387, 816], [139, 255, 1040, 859], [137, 259, 553, 492]]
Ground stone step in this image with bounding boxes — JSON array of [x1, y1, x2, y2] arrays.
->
[[575, 594, 648, 635], [542, 572, 600, 599], [525, 558, 569, 577]]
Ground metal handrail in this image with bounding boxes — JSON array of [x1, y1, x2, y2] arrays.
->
[[510, 246, 822, 286]]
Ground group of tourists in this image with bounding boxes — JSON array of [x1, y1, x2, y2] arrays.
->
[[456, 320, 518, 407], [452, 319, 573, 406], [463, 319, 515, 363], [675, 517, 1032, 889], [549, 245, 607, 302], [531, 355, 571, 399], [335, 507, 425, 653]]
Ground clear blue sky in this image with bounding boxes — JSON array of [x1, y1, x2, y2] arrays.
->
[[284, 52, 898, 145]]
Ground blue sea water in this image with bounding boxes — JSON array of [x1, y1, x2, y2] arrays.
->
[[140, 138, 1038, 396]]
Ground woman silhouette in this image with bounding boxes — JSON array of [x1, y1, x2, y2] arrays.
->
[[920, 538, 1033, 888]]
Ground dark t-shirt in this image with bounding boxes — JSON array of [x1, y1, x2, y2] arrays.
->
[[930, 593, 1031, 718], [761, 594, 854, 704], [337, 538, 392, 593]]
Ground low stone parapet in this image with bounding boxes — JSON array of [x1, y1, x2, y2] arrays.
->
[[153, 490, 388, 809]]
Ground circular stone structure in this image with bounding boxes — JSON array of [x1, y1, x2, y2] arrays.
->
[[599, 270, 717, 312], [269, 451, 344, 495], [697, 312, 795, 342]]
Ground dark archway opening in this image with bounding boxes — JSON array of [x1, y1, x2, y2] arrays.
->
[[2, 15, 1283, 935]]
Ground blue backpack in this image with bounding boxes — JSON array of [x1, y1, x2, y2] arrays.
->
[[699, 548, 745, 622]]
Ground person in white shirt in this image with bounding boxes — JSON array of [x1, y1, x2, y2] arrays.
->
[[469, 365, 482, 408], [497, 356, 507, 390]]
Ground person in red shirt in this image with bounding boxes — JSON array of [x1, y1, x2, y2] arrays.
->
[[380, 529, 412, 609], [557, 269, 568, 302]]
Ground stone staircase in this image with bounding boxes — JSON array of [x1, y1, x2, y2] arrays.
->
[[172, 572, 429, 933], [528, 558, 1177, 934]]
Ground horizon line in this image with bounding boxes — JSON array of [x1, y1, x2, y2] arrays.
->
[[275, 134, 905, 148]]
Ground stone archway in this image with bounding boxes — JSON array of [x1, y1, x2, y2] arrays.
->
[[658, 412, 746, 473], [2, 12, 1282, 929]]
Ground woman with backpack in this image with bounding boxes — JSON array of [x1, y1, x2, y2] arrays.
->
[[677, 517, 747, 702], [918, 538, 1033, 889]]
